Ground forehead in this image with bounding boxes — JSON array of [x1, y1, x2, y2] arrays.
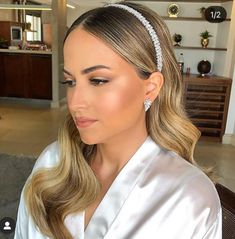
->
[[63, 27, 123, 67]]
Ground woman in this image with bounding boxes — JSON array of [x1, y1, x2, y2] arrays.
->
[[14, 2, 221, 239]]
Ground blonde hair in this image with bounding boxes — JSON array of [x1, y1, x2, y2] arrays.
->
[[24, 2, 204, 238]]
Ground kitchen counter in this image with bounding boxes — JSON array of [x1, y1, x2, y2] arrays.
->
[[0, 48, 52, 55]]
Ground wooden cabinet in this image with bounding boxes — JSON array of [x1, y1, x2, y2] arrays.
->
[[0, 52, 52, 100], [3, 53, 28, 98], [184, 74, 232, 142], [0, 54, 5, 96], [28, 54, 52, 99]]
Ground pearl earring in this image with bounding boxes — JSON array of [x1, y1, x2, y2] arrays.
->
[[144, 99, 152, 112]]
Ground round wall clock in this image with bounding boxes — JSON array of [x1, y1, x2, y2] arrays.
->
[[168, 3, 180, 17]]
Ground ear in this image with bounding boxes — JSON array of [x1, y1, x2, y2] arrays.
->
[[144, 72, 164, 101]]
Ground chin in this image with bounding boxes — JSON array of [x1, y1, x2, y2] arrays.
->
[[79, 134, 99, 145], [79, 133, 111, 145]]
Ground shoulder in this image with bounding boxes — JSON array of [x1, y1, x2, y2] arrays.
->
[[136, 147, 222, 237], [32, 141, 60, 173], [145, 148, 221, 220], [166, 150, 219, 203]]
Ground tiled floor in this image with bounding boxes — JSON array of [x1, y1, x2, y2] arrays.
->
[[0, 100, 67, 157], [0, 100, 235, 192]]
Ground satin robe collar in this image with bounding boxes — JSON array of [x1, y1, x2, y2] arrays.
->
[[64, 136, 161, 239]]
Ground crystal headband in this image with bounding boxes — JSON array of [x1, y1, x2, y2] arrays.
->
[[105, 4, 163, 72]]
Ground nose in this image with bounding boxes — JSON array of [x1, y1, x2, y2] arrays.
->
[[67, 84, 89, 111]]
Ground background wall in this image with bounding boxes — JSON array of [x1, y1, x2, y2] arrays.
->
[[51, 0, 67, 108], [0, 0, 17, 22], [67, 1, 234, 76]]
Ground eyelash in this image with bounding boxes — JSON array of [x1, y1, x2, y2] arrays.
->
[[60, 78, 109, 87], [61, 79, 76, 87], [90, 79, 109, 86]]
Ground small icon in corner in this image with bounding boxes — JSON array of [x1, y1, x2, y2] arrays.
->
[[0, 217, 16, 234]]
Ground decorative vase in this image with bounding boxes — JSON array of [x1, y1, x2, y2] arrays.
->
[[173, 34, 182, 46], [200, 7, 206, 18], [197, 60, 211, 77], [201, 38, 209, 48]]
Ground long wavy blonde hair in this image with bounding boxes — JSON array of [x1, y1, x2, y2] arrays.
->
[[24, 2, 203, 238]]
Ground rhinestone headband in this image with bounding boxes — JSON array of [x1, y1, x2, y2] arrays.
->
[[105, 3, 163, 72]]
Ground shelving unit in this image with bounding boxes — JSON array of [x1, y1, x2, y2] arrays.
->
[[184, 74, 232, 142], [163, 17, 231, 21], [146, 0, 233, 75], [174, 46, 227, 51], [129, 0, 232, 2], [130, 0, 234, 141]]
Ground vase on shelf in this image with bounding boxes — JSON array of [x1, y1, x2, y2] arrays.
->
[[199, 7, 207, 18], [197, 60, 211, 77], [173, 33, 182, 46], [201, 38, 209, 48], [200, 30, 212, 48]]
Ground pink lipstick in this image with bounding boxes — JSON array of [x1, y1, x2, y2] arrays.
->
[[75, 117, 97, 128]]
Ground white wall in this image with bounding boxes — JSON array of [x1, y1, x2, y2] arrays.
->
[[215, 2, 235, 77], [67, 1, 233, 75], [67, 6, 94, 27], [67, 2, 103, 27], [51, 0, 67, 108], [137, 1, 233, 75], [223, 1, 235, 144], [226, 67, 235, 133], [223, 66, 235, 145]]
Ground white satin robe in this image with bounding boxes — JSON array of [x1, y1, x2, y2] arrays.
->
[[14, 136, 222, 239]]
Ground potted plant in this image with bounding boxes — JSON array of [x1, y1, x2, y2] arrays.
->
[[200, 30, 213, 48], [199, 7, 207, 18]]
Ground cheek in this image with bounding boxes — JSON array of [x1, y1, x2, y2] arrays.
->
[[66, 89, 75, 112], [97, 79, 144, 117]]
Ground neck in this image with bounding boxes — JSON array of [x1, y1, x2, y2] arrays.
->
[[93, 128, 148, 173]]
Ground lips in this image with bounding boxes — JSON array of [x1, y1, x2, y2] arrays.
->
[[75, 117, 98, 128]]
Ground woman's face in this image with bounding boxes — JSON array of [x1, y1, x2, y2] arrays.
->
[[63, 27, 147, 145]]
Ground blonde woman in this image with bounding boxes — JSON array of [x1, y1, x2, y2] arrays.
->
[[14, 2, 221, 239]]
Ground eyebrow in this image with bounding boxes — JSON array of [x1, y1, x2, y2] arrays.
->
[[63, 65, 111, 76]]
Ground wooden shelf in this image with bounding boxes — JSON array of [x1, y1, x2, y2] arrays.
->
[[183, 74, 232, 84], [129, 0, 233, 2], [184, 75, 232, 142], [198, 127, 222, 131], [187, 100, 225, 105], [187, 89, 226, 94], [192, 118, 223, 123], [174, 46, 227, 51], [186, 106, 224, 111], [187, 91, 226, 96], [187, 109, 224, 114], [199, 136, 220, 142], [163, 16, 231, 21]]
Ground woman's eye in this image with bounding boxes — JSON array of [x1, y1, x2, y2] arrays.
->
[[90, 78, 109, 86], [61, 79, 76, 87]]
